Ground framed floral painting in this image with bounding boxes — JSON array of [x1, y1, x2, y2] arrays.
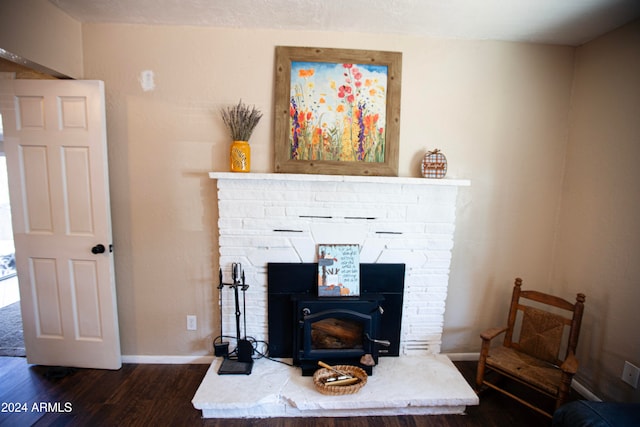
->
[[274, 46, 402, 176]]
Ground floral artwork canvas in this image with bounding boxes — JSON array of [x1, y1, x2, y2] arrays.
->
[[289, 61, 388, 164], [275, 47, 402, 176], [317, 244, 360, 297]]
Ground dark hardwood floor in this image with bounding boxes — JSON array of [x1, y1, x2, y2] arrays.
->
[[0, 357, 581, 426]]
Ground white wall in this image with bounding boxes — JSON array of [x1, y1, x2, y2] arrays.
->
[[553, 20, 640, 403], [0, 0, 83, 78], [81, 23, 575, 359]]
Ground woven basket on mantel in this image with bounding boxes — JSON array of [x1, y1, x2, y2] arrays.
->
[[313, 365, 368, 395]]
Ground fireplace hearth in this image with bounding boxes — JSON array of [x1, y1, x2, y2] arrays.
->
[[268, 263, 405, 375]]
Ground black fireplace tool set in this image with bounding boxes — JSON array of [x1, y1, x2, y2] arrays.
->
[[215, 262, 253, 375]]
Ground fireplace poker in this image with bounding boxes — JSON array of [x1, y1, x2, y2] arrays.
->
[[231, 263, 242, 342], [214, 269, 229, 357]]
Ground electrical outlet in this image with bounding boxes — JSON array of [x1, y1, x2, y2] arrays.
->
[[622, 361, 639, 388], [187, 315, 197, 331]]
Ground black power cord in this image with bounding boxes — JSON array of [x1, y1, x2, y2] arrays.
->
[[212, 335, 294, 367]]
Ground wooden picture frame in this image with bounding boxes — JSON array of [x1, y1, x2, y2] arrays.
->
[[274, 46, 402, 176]]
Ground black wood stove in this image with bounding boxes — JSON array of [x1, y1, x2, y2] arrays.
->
[[267, 263, 405, 376]]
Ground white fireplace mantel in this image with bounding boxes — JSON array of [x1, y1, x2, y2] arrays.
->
[[210, 171, 469, 355], [209, 171, 470, 187]]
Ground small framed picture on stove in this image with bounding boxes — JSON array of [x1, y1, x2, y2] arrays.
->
[[317, 244, 360, 296]]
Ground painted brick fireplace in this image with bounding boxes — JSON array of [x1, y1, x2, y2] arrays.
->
[[210, 172, 470, 357]]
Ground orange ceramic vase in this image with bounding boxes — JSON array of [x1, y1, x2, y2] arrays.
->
[[230, 140, 250, 172]]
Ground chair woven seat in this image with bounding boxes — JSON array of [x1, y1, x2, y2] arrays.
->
[[486, 346, 562, 396]]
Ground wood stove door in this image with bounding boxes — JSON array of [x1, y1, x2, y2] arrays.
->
[[303, 309, 373, 359]]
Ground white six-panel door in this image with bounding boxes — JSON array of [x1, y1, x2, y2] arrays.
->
[[0, 79, 121, 369]]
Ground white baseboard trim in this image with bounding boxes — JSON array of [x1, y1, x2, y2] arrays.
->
[[571, 380, 601, 402], [121, 355, 215, 365], [444, 352, 479, 361], [443, 352, 600, 401]]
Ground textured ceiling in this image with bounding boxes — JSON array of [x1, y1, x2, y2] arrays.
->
[[50, 0, 640, 46]]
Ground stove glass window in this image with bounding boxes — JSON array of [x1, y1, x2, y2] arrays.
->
[[310, 317, 363, 350]]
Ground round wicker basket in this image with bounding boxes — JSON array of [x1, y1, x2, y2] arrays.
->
[[313, 365, 368, 395]]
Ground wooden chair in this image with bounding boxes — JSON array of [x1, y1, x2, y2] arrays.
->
[[476, 277, 586, 418]]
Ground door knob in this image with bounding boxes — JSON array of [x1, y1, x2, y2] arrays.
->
[[91, 244, 106, 254]]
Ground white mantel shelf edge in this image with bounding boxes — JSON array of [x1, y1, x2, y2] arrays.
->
[[209, 172, 470, 186]]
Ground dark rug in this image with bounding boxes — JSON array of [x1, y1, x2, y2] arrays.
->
[[0, 301, 26, 357]]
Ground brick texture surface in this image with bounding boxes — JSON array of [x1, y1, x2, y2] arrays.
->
[[215, 175, 464, 355]]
